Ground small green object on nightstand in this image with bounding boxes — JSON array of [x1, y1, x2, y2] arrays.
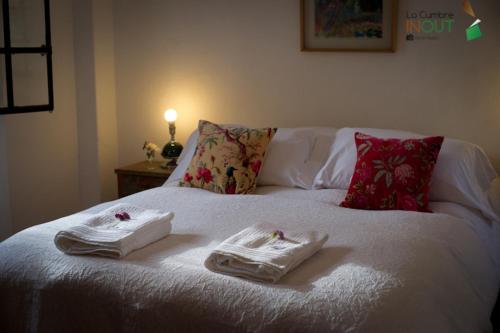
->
[[161, 141, 183, 169]]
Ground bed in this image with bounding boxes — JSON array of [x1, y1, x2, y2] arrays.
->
[[0, 184, 499, 332], [1, 126, 500, 332]]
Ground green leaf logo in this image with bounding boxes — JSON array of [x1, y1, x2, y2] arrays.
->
[[466, 19, 482, 41], [463, 1, 482, 41]]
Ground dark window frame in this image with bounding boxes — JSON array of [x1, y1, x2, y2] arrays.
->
[[0, 0, 53, 115]]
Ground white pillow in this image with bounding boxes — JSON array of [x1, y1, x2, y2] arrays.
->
[[314, 127, 424, 189], [164, 129, 199, 186], [313, 127, 499, 220], [166, 126, 337, 189], [258, 127, 337, 189]]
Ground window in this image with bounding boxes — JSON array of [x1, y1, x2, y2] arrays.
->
[[0, 0, 53, 115]]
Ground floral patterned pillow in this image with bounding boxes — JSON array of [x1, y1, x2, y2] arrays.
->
[[340, 132, 444, 212], [180, 120, 277, 194]]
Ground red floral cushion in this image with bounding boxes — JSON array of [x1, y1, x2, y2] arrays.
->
[[340, 132, 444, 212]]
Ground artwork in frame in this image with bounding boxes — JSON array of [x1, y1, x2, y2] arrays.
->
[[300, 0, 398, 52]]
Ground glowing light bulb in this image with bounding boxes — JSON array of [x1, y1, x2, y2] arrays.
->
[[164, 109, 177, 123]]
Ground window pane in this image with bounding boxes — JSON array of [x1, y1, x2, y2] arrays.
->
[[12, 54, 48, 106], [9, 0, 45, 47], [0, 56, 6, 108]]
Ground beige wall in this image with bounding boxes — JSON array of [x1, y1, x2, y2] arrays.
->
[[73, 0, 101, 208], [113, 0, 500, 170], [0, 0, 118, 239], [93, 0, 119, 203], [1, 0, 499, 239], [3, 0, 81, 234], [73, 0, 118, 207]]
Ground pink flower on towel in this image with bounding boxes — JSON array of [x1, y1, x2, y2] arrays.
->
[[196, 167, 213, 183], [115, 212, 130, 221], [272, 230, 284, 240]]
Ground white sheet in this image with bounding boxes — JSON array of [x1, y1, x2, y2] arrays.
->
[[0, 186, 499, 332]]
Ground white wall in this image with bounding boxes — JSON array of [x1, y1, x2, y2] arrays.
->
[[93, 0, 118, 203], [113, 0, 500, 170], [73, 0, 101, 208]]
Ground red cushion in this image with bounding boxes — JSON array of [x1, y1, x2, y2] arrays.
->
[[340, 132, 444, 212]]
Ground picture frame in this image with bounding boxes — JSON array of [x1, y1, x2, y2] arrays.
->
[[300, 0, 398, 52]]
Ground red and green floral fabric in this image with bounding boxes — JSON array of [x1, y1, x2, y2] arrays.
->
[[180, 120, 276, 194], [340, 132, 444, 212]]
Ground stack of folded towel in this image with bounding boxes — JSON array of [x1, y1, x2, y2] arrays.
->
[[205, 224, 328, 283], [54, 203, 174, 259]]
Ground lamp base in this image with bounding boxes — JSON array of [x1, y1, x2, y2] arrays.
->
[[161, 158, 178, 170], [161, 141, 183, 169]]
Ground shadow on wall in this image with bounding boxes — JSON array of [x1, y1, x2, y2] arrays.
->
[[0, 119, 12, 241]]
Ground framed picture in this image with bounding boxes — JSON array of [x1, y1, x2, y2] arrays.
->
[[300, 0, 398, 52]]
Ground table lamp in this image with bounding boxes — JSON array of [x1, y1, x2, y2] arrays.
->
[[161, 108, 183, 169]]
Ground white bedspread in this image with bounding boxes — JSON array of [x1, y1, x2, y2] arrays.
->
[[0, 186, 499, 332]]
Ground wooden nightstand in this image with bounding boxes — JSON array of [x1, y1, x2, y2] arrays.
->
[[115, 161, 173, 198]]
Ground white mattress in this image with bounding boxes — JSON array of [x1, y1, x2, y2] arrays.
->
[[0, 186, 499, 332]]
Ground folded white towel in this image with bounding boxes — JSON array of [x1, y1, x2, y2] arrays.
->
[[205, 224, 328, 283], [54, 203, 174, 258]]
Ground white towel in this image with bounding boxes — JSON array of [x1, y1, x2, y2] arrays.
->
[[205, 224, 328, 283], [54, 203, 174, 258]]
